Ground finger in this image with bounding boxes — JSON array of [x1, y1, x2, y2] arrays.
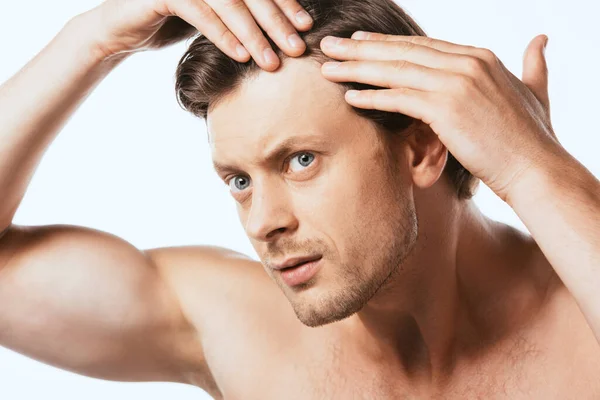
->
[[244, 0, 308, 57], [205, 0, 280, 70], [334, 34, 508, 82], [350, 32, 479, 57], [320, 36, 471, 73], [169, 0, 250, 62], [272, 0, 314, 31], [321, 60, 449, 92], [344, 88, 433, 124], [522, 35, 550, 111]]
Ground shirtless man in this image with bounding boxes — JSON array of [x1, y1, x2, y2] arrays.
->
[[1, 0, 599, 398]]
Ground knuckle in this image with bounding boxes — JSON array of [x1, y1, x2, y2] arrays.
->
[[241, 31, 269, 49], [350, 40, 363, 54], [450, 73, 475, 95], [269, 11, 289, 28], [418, 36, 435, 47], [391, 59, 409, 71], [220, 0, 244, 9], [358, 89, 373, 99], [462, 55, 488, 77], [364, 90, 378, 103], [218, 28, 236, 46], [194, 1, 214, 19], [251, 40, 269, 53], [396, 40, 416, 55], [393, 87, 410, 96], [476, 47, 498, 65]]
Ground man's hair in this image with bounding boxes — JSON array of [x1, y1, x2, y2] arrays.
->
[[175, 0, 479, 199]]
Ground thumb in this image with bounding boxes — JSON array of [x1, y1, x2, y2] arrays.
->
[[522, 34, 550, 112]]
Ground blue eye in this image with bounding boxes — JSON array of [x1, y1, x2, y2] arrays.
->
[[289, 152, 315, 172], [226, 152, 315, 194], [228, 175, 251, 193]]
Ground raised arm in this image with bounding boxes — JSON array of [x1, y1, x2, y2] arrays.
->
[[317, 32, 600, 343], [506, 147, 600, 342], [0, 0, 312, 388], [0, 7, 201, 386], [0, 223, 206, 383]]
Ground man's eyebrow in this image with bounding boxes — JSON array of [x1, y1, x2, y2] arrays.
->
[[213, 135, 326, 176]]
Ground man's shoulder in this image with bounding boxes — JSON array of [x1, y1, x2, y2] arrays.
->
[[146, 244, 262, 272], [143, 245, 303, 388], [145, 244, 268, 299], [144, 244, 286, 326]]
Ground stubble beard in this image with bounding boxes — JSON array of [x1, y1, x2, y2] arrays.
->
[[293, 201, 419, 328]]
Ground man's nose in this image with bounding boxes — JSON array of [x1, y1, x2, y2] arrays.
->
[[244, 185, 297, 242]]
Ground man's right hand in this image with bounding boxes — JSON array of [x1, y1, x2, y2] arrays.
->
[[85, 0, 314, 70], [0, 1, 298, 389]]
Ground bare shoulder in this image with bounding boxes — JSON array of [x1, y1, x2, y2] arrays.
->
[[145, 245, 305, 393], [145, 245, 278, 325], [145, 245, 299, 340]]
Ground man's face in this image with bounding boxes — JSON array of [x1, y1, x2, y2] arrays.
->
[[208, 58, 418, 327]]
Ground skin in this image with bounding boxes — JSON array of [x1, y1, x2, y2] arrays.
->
[[208, 57, 419, 328], [315, 31, 600, 344], [205, 56, 600, 397], [1, 1, 600, 399]]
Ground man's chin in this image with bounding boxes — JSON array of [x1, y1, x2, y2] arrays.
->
[[286, 287, 368, 328]]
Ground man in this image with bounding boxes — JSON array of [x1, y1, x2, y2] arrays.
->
[[0, 0, 599, 399]]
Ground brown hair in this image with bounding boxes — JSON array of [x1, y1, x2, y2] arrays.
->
[[175, 0, 479, 199]]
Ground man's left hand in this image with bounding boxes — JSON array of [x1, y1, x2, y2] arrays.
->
[[320, 32, 559, 202]]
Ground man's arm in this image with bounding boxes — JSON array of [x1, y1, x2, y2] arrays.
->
[[317, 32, 600, 342], [0, 14, 125, 231], [0, 0, 309, 388], [0, 10, 206, 384], [506, 147, 600, 342], [0, 0, 313, 231], [0, 224, 207, 383]]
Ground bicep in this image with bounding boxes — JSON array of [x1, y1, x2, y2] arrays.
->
[[0, 224, 205, 383]]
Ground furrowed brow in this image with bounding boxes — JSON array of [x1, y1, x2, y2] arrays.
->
[[213, 135, 326, 176]]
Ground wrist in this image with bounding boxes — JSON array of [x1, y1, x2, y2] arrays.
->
[[505, 143, 584, 211], [61, 9, 131, 69]]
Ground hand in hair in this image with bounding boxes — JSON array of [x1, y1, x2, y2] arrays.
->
[[84, 0, 313, 70], [318, 32, 556, 204], [320, 30, 600, 348]]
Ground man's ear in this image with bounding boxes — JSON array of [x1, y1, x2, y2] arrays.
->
[[404, 122, 448, 190]]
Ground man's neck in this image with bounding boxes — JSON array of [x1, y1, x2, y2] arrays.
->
[[333, 188, 552, 388]]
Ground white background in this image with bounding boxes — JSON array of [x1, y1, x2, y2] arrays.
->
[[0, 0, 598, 398]]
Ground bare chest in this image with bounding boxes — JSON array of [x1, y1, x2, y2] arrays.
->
[[197, 277, 600, 399], [203, 331, 600, 400]]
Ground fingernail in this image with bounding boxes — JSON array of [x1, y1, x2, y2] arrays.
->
[[323, 61, 341, 71], [288, 33, 304, 49], [263, 47, 279, 65], [346, 90, 359, 99], [352, 31, 368, 40], [236, 44, 249, 58], [322, 36, 342, 48], [296, 10, 313, 25]]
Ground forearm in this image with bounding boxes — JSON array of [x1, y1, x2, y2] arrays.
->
[[507, 145, 600, 339], [0, 11, 127, 230]]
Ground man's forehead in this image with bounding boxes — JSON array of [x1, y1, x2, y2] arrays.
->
[[207, 58, 351, 156]]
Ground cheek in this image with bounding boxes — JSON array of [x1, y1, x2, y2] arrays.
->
[[303, 162, 405, 254], [236, 203, 247, 228]]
